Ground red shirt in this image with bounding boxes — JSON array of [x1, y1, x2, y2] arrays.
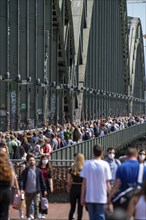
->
[[40, 167, 48, 180]]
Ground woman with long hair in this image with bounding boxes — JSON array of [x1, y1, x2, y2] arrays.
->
[[38, 155, 53, 219], [128, 180, 146, 219], [0, 151, 14, 220], [67, 153, 85, 220]]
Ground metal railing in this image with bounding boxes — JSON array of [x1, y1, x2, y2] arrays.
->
[[50, 123, 146, 160], [11, 159, 73, 193], [10, 123, 146, 194]]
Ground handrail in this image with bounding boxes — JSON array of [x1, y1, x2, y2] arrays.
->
[[50, 123, 146, 160]]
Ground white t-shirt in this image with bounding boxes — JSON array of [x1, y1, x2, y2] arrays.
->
[[80, 159, 112, 204]]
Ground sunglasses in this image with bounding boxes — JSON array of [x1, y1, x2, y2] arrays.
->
[[139, 153, 146, 155]]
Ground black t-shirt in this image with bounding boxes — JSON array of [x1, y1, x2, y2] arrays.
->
[[0, 180, 11, 187], [69, 168, 83, 183]]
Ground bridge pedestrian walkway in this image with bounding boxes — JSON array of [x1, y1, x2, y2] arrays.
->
[[10, 203, 89, 220]]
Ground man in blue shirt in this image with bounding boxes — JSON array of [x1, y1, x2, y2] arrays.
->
[[108, 147, 146, 210]]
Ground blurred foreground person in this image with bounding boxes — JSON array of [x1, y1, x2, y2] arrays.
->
[[0, 142, 20, 188], [108, 147, 146, 210], [67, 153, 85, 220], [107, 208, 129, 220], [127, 180, 146, 220], [0, 151, 14, 220]]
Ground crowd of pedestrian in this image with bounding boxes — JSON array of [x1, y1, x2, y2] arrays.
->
[[0, 115, 146, 219], [0, 143, 146, 219], [0, 115, 145, 161]]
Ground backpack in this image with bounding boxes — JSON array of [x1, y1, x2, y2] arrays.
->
[[83, 131, 90, 140], [94, 126, 101, 137], [112, 164, 144, 209]]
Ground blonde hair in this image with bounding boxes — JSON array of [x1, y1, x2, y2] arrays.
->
[[71, 153, 85, 175], [0, 151, 13, 182]]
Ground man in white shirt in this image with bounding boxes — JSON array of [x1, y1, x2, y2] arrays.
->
[[80, 144, 112, 220]]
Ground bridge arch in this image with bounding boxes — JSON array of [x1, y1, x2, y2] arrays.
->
[[128, 17, 145, 114]]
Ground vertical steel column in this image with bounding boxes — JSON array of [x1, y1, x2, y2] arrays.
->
[[93, 93, 95, 119], [52, 26, 58, 124], [47, 0, 53, 120], [55, 28, 59, 125], [42, 0, 47, 126], [16, 0, 21, 130], [35, 0, 38, 127], [26, 0, 30, 126], [6, 0, 10, 131], [85, 92, 87, 120]]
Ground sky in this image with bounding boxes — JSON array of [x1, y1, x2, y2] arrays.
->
[[127, 0, 146, 73]]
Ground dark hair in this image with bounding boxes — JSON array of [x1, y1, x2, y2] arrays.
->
[[38, 155, 52, 173], [51, 134, 55, 138], [126, 147, 137, 158], [107, 147, 115, 153], [38, 139, 44, 144], [19, 146, 25, 157], [74, 152, 79, 158], [138, 149, 146, 154], [26, 153, 35, 162], [93, 144, 103, 157]]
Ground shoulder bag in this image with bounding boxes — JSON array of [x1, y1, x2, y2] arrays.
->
[[112, 164, 144, 209]]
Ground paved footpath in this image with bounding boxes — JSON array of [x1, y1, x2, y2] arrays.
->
[[10, 203, 89, 220]]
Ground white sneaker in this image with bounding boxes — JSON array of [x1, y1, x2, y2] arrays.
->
[[27, 218, 31, 220], [73, 213, 76, 219], [41, 215, 46, 219], [38, 213, 42, 219], [19, 210, 24, 219], [29, 214, 34, 219]]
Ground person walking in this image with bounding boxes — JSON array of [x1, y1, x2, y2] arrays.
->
[[38, 155, 54, 219], [20, 153, 47, 220], [80, 144, 112, 220], [39, 138, 52, 159], [108, 147, 146, 210], [127, 180, 146, 219], [0, 151, 14, 220], [67, 153, 85, 220], [7, 135, 18, 159], [0, 141, 20, 200], [138, 149, 146, 166], [104, 147, 121, 187]]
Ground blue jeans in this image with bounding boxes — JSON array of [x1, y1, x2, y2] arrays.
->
[[86, 203, 106, 220]]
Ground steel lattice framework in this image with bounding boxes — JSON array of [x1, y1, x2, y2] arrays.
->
[[0, 0, 145, 131]]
